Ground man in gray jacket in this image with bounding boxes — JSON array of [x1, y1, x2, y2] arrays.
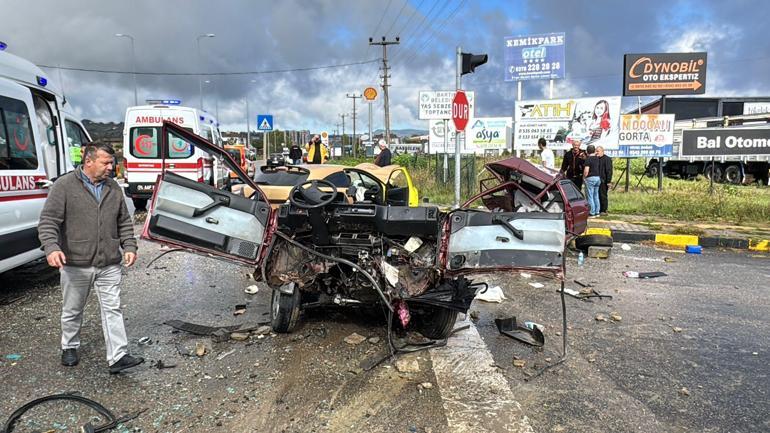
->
[[38, 141, 143, 374]]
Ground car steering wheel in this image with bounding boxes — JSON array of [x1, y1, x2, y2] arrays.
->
[[289, 179, 338, 209]]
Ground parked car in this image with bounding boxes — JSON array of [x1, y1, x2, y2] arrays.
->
[[267, 153, 286, 167], [142, 122, 571, 338], [233, 162, 418, 208]]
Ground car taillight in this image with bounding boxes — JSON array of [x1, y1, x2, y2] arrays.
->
[[196, 157, 204, 183]]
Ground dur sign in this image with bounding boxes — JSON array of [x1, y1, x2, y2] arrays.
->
[[681, 129, 770, 157], [623, 52, 707, 96]]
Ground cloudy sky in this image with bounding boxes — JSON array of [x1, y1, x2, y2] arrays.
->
[[2, 0, 769, 133]]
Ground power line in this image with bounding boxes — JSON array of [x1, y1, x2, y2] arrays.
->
[[401, 0, 467, 65], [391, 0, 445, 62], [384, 0, 410, 37], [363, 0, 394, 59], [37, 59, 380, 76], [397, 0, 427, 36]]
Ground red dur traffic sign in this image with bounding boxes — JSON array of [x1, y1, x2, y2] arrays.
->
[[452, 90, 469, 131]]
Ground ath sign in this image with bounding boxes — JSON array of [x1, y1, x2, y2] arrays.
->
[[452, 91, 470, 131], [623, 52, 707, 96]]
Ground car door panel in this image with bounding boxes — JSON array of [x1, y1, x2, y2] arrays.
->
[[446, 211, 565, 271]]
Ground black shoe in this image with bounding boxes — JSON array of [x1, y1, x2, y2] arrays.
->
[[61, 348, 79, 366], [109, 354, 144, 374]]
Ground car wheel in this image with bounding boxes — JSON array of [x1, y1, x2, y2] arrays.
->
[[271, 284, 301, 333], [574, 234, 613, 251], [409, 305, 459, 340], [132, 197, 148, 210]]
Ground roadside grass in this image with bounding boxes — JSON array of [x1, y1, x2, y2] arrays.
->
[[328, 154, 770, 225]]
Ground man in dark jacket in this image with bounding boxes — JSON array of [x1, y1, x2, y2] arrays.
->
[[596, 146, 613, 215], [560, 138, 587, 189], [374, 139, 392, 167], [288, 143, 302, 165], [38, 141, 143, 374]]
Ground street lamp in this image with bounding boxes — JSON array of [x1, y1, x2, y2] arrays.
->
[[115, 33, 137, 105], [196, 33, 215, 110], [203, 79, 219, 119], [246, 79, 256, 149]]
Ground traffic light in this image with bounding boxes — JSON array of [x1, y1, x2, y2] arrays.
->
[[461, 52, 488, 75]]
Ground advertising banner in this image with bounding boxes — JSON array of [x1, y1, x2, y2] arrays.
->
[[743, 102, 770, 115], [469, 117, 511, 151], [419, 90, 475, 120], [623, 52, 707, 96], [681, 128, 770, 157], [428, 120, 475, 154], [607, 114, 675, 158], [504, 33, 565, 81], [514, 97, 622, 151]]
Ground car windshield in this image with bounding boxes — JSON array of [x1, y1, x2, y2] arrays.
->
[[253, 167, 309, 185], [226, 148, 242, 163]]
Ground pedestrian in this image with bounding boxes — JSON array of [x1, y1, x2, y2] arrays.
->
[[538, 137, 554, 169], [596, 146, 613, 215], [373, 139, 392, 167], [583, 144, 601, 217], [289, 142, 302, 165], [38, 141, 144, 374], [305, 135, 327, 164], [560, 137, 587, 189]]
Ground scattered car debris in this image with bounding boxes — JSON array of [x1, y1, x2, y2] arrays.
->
[[520, 272, 532, 279], [621, 243, 631, 251], [254, 325, 272, 336], [495, 317, 545, 347], [679, 387, 690, 396], [195, 342, 207, 357], [528, 282, 545, 289], [344, 333, 367, 345], [216, 349, 236, 361], [685, 245, 702, 254], [610, 312, 622, 322], [513, 359, 526, 368], [368, 336, 381, 344], [137, 336, 151, 345], [672, 327, 684, 333], [476, 286, 507, 303], [233, 304, 247, 316], [563, 287, 613, 301], [395, 356, 421, 373], [595, 314, 608, 322], [574, 279, 595, 288], [4, 354, 22, 361], [419, 382, 433, 389], [244, 285, 259, 294], [664, 257, 678, 263], [164, 319, 270, 336], [623, 271, 667, 279], [153, 360, 177, 369], [230, 332, 250, 341]]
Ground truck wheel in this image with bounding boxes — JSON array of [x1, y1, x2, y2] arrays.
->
[[724, 164, 743, 184], [575, 234, 613, 251], [646, 162, 659, 178], [132, 198, 148, 210], [271, 284, 301, 333], [409, 304, 459, 340], [704, 163, 724, 183]]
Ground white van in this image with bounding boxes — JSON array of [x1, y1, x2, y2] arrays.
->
[[122, 105, 227, 209], [0, 47, 92, 275]]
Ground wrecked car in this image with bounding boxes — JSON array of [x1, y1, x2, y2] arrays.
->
[[142, 122, 576, 339]]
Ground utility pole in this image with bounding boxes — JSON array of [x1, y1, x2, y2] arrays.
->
[[340, 113, 347, 155], [346, 93, 362, 157], [369, 36, 399, 147]]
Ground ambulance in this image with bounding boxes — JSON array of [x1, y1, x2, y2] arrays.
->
[[122, 105, 227, 209], [0, 45, 92, 275]]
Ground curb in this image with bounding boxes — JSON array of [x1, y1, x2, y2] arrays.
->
[[584, 228, 770, 252]]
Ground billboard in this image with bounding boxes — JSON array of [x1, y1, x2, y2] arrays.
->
[[504, 33, 565, 81], [469, 117, 511, 152], [514, 97, 622, 151], [623, 52, 707, 96], [419, 90, 475, 120], [607, 114, 675, 158], [680, 128, 770, 157]]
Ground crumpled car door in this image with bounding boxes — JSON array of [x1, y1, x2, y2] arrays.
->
[[444, 211, 565, 274], [141, 121, 273, 266]]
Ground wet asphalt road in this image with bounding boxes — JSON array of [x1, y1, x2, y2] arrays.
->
[[0, 216, 768, 432]]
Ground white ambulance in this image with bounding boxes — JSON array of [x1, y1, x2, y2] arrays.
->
[[0, 45, 92, 275], [122, 105, 227, 209]]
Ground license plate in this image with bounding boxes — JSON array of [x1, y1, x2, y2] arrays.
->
[[137, 184, 154, 192]]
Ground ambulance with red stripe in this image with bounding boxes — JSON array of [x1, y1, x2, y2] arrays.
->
[[1, 45, 92, 274], [122, 105, 227, 209]]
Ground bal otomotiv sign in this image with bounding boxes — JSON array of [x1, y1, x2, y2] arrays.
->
[[623, 52, 707, 96], [681, 128, 770, 157]]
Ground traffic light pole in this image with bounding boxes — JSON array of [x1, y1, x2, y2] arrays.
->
[[455, 46, 462, 208]]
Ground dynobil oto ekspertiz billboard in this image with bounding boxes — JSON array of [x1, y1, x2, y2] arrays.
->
[[681, 128, 770, 157], [514, 97, 621, 151], [623, 52, 707, 96]]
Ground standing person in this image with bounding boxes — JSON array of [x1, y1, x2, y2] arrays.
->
[[289, 142, 302, 165], [560, 137, 587, 189], [583, 145, 601, 217], [538, 137, 554, 169], [38, 141, 144, 374], [374, 139, 392, 167], [305, 135, 327, 164], [596, 146, 613, 215]]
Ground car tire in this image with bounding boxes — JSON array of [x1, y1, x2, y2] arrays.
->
[[132, 197, 148, 210], [410, 305, 459, 340], [575, 234, 613, 251], [271, 284, 301, 333]]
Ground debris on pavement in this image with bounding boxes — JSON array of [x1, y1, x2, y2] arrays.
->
[[595, 314, 608, 322], [495, 317, 545, 347], [672, 327, 684, 333], [164, 319, 270, 336], [623, 271, 667, 279], [216, 349, 236, 361], [419, 382, 433, 389], [610, 312, 622, 322], [685, 245, 702, 254], [344, 332, 367, 345], [621, 243, 631, 251], [513, 358, 526, 368], [244, 285, 259, 294], [395, 356, 421, 373], [664, 257, 678, 263], [368, 336, 381, 344], [4, 354, 22, 361], [137, 336, 151, 345], [230, 332, 250, 341], [254, 325, 272, 336], [475, 285, 507, 303], [520, 272, 532, 279], [574, 279, 595, 288], [153, 360, 177, 369], [233, 304, 247, 316], [195, 342, 207, 357], [679, 387, 691, 396], [528, 282, 545, 289], [588, 246, 611, 259]]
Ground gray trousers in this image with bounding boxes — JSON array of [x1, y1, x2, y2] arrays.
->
[[60, 264, 128, 365]]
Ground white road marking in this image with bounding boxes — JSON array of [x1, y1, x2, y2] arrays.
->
[[430, 320, 534, 433]]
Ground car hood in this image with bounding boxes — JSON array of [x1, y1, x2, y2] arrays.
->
[[484, 157, 562, 185]]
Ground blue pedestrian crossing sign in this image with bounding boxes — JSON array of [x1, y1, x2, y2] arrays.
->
[[257, 114, 273, 131]]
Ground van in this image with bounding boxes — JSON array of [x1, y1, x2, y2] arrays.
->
[[0, 47, 92, 274], [122, 105, 227, 209], [224, 143, 248, 180]]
